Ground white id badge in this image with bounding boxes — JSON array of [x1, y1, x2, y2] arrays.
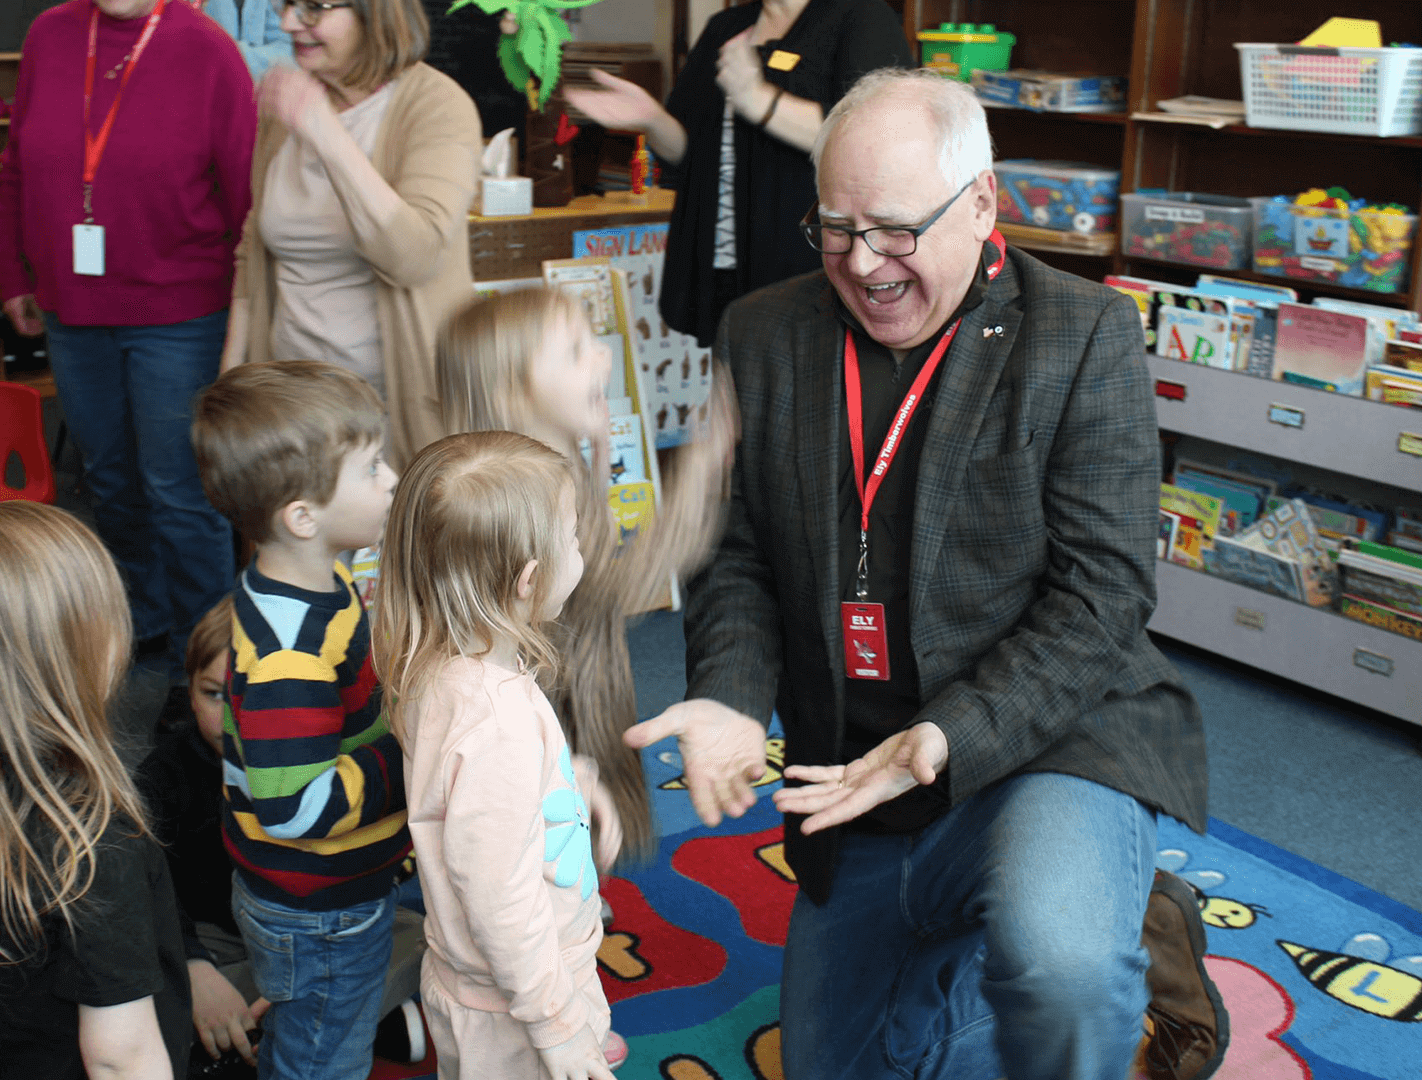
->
[[73, 224, 105, 276]]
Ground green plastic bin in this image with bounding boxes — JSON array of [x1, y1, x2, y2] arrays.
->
[[918, 23, 1016, 82]]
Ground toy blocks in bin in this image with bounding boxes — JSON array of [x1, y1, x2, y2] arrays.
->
[[1251, 195, 1416, 295], [1120, 192, 1253, 269], [971, 70, 1126, 112], [1235, 44, 1422, 138], [994, 161, 1119, 233], [918, 23, 1015, 82]]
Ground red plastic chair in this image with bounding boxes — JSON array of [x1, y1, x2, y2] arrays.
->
[[0, 381, 57, 504]]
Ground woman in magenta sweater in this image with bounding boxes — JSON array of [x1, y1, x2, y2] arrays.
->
[[0, 0, 256, 676]]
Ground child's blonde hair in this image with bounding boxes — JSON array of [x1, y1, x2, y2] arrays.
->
[[435, 287, 663, 861], [192, 360, 386, 544], [0, 502, 149, 960], [437, 286, 586, 436], [372, 431, 575, 742], [184, 595, 234, 686]]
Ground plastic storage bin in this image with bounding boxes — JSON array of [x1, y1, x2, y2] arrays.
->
[[918, 23, 1015, 82], [1121, 192, 1254, 269], [971, 70, 1126, 112], [1235, 44, 1422, 137], [994, 160, 1120, 233], [1251, 197, 1417, 294]]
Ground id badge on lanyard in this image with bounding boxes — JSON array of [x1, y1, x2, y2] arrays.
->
[[75, 0, 166, 276], [839, 231, 1007, 680]]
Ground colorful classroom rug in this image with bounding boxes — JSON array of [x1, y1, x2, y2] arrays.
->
[[372, 730, 1422, 1080]]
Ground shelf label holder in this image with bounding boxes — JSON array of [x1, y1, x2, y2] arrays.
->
[[1267, 403, 1305, 429], [1233, 607, 1267, 631], [1399, 432, 1422, 458], [1155, 379, 1187, 402], [1352, 648, 1394, 678]]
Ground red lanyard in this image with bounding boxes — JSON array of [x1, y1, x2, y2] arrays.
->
[[843, 229, 1006, 596], [82, 0, 166, 220]]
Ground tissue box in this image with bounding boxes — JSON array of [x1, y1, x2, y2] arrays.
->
[[481, 177, 533, 218]]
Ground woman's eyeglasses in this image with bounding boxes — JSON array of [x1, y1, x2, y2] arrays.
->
[[271, 0, 354, 27]]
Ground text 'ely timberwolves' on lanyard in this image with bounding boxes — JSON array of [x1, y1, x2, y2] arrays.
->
[[839, 229, 1006, 682], [73, 0, 167, 277]]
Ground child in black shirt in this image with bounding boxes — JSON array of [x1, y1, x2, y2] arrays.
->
[[0, 502, 192, 1080]]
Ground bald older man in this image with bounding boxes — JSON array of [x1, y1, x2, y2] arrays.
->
[[628, 70, 1226, 1080]]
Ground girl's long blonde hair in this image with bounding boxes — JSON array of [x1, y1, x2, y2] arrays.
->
[[434, 288, 733, 862], [372, 431, 574, 743], [438, 286, 585, 436], [0, 502, 147, 961]]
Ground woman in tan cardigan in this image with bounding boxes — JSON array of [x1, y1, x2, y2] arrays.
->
[[221, 0, 481, 469]]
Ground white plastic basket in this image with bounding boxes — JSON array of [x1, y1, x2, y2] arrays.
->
[[1235, 44, 1422, 137]]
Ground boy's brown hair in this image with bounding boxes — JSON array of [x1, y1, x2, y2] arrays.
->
[[192, 361, 385, 544], [184, 595, 234, 685]]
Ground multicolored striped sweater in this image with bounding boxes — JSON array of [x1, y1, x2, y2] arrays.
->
[[222, 560, 411, 910]]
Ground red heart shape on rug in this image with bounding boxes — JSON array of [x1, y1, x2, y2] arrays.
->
[[555, 113, 581, 146]]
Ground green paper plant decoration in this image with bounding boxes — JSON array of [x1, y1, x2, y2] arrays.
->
[[448, 0, 605, 110]]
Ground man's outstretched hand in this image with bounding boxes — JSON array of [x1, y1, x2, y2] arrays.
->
[[625, 699, 766, 827], [773, 722, 949, 834]]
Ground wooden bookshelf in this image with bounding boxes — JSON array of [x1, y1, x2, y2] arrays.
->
[[898, 0, 1422, 716]]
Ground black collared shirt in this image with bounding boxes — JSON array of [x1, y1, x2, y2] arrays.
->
[[834, 246, 992, 831]]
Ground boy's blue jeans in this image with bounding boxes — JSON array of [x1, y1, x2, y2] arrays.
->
[[780, 772, 1158, 1080], [232, 874, 399, 1080], [42, 311, 234, 668]]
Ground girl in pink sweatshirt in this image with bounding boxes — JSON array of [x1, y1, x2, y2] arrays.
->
[[372, 431, 625, 1080]]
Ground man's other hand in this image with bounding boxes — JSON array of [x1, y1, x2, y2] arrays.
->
[[774, 722, 949, 834]]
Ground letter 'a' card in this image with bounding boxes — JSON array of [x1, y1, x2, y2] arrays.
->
[[841, 602, 889, 680]]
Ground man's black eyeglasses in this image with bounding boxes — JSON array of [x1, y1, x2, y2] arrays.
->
[[800, 176, 978, 257]]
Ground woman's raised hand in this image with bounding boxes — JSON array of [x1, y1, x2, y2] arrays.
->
[[715, 29, 767, 118], [564, 69, 663, 134], [258, 65, 334, 139]]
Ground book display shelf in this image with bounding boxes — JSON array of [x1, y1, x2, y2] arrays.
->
[[901, 1, 1422, 724]]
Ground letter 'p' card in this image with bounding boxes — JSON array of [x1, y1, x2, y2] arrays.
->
[[841, 602, 889, 681]]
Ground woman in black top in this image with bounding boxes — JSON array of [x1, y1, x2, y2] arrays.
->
[[567, 0, 912, 345]]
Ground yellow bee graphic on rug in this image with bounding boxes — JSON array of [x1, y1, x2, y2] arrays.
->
[[660, 738, 784, 790], [1278, 934, 1422, 1022], [1157, 848, 1272, 929]]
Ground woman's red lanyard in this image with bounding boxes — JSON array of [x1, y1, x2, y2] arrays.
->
[[839, 230, 1006, 681], [75, 0, 165, 275]]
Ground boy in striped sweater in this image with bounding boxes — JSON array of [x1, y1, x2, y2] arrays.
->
[[193, 360, 410, 1080]]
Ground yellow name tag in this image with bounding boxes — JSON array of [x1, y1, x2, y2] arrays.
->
[[768, 50, 801, 71]]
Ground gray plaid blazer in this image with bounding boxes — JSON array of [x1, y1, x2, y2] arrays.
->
[[684, 247, 1208, 904]]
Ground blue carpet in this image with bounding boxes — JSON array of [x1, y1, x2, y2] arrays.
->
[[592, 730, 1422, 1080]]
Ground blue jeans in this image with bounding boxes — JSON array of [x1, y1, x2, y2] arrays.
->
[[780, 772, 1157, 1080], [43, 310, 234, 666], [231, 874, 399, 1080]]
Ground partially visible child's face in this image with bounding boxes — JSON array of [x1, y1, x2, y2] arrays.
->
[[188, 650, 229, 754], [526, 312, 613, 447], [314, 440, 399, 553], [541, 481, 584, 619]]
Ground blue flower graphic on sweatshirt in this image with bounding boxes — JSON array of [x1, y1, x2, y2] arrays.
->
[[543, 746, 597, 900]]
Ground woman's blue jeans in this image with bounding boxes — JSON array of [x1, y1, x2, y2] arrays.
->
[[43, 311, 234, 667], [780, 772, 1158, 1080]]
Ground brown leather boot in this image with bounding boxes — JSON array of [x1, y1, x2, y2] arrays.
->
[[1140, 869, 1230, 1079]]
